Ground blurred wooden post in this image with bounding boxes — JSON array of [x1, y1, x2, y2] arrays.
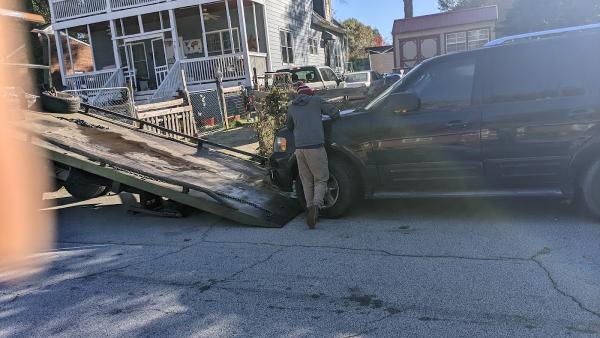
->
[[180, 68, 191, 105], [215, 70, 229, 129]]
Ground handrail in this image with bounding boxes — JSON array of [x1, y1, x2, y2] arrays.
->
[[64, 69, 117, 91], [80, 102, 267, 164], [150, 61, 182, 102], [89, 69, 126, 106], [64, 69, 116, 78]]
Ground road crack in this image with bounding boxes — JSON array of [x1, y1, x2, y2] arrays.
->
[[192, 247, 286, 293], [531, 255, 600, 320], [202, 239, 529, 262]]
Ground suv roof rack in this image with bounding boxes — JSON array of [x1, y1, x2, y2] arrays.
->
[[485, 23, 600, 47]]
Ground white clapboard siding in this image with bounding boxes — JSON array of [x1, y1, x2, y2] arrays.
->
[[265, 0, 342, 71]]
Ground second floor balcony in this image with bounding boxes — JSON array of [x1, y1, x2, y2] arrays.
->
[[51, 0, 169, 22]]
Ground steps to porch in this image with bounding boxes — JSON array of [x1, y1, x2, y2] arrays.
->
[[133, 90, 157, 104]]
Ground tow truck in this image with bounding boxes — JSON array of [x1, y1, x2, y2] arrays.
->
[[6, 9, 300, 228]]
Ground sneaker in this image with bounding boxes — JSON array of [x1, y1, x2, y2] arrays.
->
[[307, 206, 318, 229]]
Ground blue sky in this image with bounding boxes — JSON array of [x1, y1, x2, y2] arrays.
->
[[332, 0, 441, 43]]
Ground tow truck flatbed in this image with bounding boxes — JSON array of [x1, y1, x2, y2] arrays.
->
[[22, 108, 301, 228]]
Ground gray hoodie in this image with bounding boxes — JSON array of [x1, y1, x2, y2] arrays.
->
[[286, 95, 340, 149]]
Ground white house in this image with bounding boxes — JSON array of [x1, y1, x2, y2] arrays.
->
[[49, 0, 347, 100]]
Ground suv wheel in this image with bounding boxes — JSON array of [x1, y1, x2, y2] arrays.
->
[[294, 158, 359, 218], [581, 158, 600, 218]]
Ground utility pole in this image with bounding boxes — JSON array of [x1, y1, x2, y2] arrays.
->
[[403, 0, 414, 18]]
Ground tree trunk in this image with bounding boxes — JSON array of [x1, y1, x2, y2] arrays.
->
[[403, 0, 414, 18]]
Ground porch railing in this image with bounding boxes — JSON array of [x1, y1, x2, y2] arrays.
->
[[181, 54, 245, 85], [90, 69, 128, 107], [51, 0, 107, 22], [110, 0, 166, 10], [155, 65, 169, 87], [151, 54, 246, 102], [64, 69, 117, 91]]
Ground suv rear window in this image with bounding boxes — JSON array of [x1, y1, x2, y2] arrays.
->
[[346, 73, 369, 83]]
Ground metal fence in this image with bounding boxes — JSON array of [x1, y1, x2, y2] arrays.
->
[[188, 87, 248, 135], [65, 87, 136, 120]]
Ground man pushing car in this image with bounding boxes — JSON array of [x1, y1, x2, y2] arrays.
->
[[286, 88, 339, 229]]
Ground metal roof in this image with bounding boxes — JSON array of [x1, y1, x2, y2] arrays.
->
[[393, 6, 498, 35], [365, 45, 394, 54]]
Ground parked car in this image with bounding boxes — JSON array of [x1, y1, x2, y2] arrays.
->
[[269, 25, 600, 219], [383, 73, 402, 87], [344, 71, 383, 89], [277, 66, 343, 92], [343, 71, 385, 100]]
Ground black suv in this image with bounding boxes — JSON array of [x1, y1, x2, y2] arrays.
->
[[269, 26, 600, 218]]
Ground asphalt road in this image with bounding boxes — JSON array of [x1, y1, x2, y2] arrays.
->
[[1, 190, 600, 337]]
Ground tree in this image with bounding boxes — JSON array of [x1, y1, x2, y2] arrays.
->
[[26, 0, 51, 25], [342, 18, 384, 60], [438, 0, 495, 11], [404, 0, 414, 18], [501, 0, 600, 35]]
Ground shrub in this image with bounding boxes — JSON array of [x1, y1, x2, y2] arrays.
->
[[253, 87, 295, 157]]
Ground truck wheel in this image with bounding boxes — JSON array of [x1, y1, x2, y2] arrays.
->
[[64, 169, 111, 201], [294, 158, 359, 219], [580, 158, 600, 218]]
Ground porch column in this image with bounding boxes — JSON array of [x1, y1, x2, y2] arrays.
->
[[261, 3, 273, 71], [65, 28, 74, 74], [53, 30, 67, 86], [224, 0, 236, 53], [109, 20, 122, 69], [169, 9, 183, 61], [199, 4, 209, 58], [87, 24, 97, 72], [236, 0, 252, 85]]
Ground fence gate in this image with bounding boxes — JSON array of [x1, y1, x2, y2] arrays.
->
[[189, 87, 248, 136]]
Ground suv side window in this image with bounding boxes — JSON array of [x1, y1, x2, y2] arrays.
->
[[399, 56, 476, 110], [482, 42, 559, 104], [482, 36, 600, 104]]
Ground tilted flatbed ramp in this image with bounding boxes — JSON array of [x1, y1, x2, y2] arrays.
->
[[22, 110, 301, 228]]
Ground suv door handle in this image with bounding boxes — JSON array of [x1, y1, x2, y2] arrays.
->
[[446, 120, 470, 129]]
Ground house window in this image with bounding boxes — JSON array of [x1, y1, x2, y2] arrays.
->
[[467, 29, 490, 50], [309, 38, 318, 55], [332, 41, 342, 68], [206, 28, 241, 57], [445, 32, 467, 53], [446, 28, 490, 53], [280, 31, 294, 64]]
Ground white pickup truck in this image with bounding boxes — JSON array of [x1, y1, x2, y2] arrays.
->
[[276, 65, 344, 92]]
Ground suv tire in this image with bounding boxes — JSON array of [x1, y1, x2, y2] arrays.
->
[[295, 158, 359, 218], [581, 158, 600, 218]]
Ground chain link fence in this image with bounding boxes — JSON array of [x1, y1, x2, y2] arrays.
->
[[65, 87, 136, 121], [189, 87, 248, 136]]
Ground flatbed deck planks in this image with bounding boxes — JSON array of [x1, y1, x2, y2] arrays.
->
[[23, 111, 300, 228]]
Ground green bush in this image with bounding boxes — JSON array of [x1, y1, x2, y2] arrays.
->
[[253, 87, 295, 157]]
